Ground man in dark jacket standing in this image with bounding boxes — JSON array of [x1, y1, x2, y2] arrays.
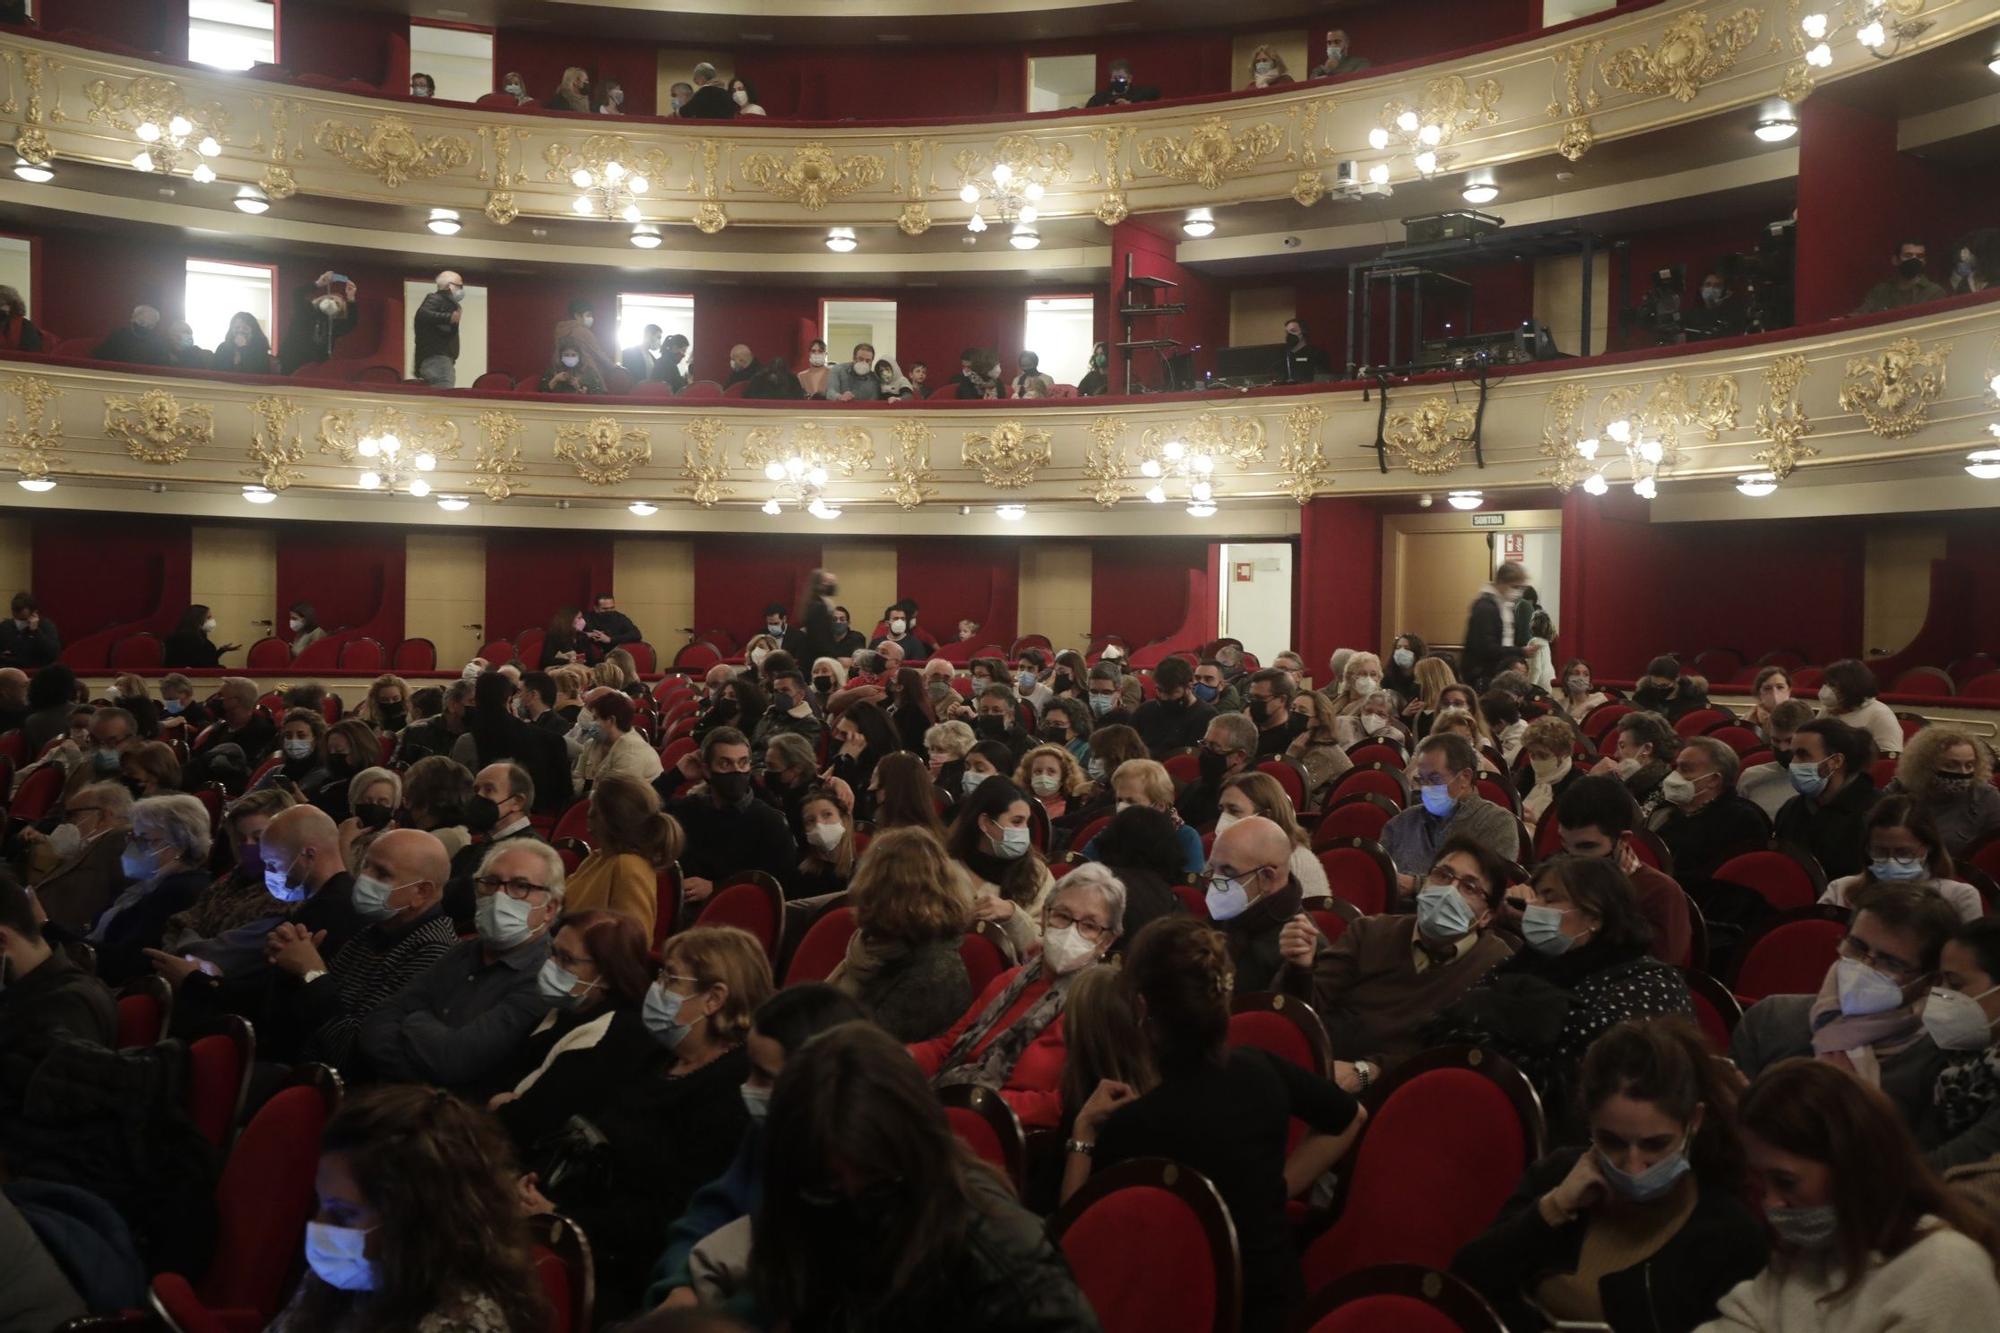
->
[[678, 62, 737, 119], [413, 270, 464, 388], [581, 592, 643, 665], [0, 874, 116, 1117], [1460, 561, 1532, 690]]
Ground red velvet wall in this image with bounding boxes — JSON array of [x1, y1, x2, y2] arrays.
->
[[492, 30, 659, 116], [1091, 539, 1213, 646], [1111, 219, 1227, 386], [894, 539, 1020, 646], [727, 46, 1027, 121], [274, 526, 406, 647], [690, 534, 823, 643], [484, 532, 615, 643], [38, 232, 187, 343], [32, 515, 192, 641], [1294, 498, 1381, 674], [36, 0, 187, 59], [276, 0, 407, 90]]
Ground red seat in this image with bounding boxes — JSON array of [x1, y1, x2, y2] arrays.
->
[[1300, 1264, 1506, 1333], [116, 975, 173, 1049], [1731, 909, 1849, 1004], [1707, 725, 1763, 759], [478, 638, 516, 666], [1713, 848, 1822, 914], [783, 904, 857, 985], [1170, 883, 1210, 918], [6, 764, 64, 830], [551, 797, 591, 844], [392, 637, 437, 671], [1344, 741, 1407, 769], [1960, 673, 2000, 702], [1314, 796, 1395, 848], [1326, 764, 1409, 810], [652, 865, 683, 949], [1579, 702, 1633, 744], [1303, 1047, 1543, 1289], [1162, 751, 1201, 789], [1227, 992, 1330, 1075], [107, 632, 165, 668], [0, 730, 23, 767], [1050, 1159, 1241, 1333], [1692, 650, 1743, 688], [1893, 666, 1954, 696], [959, 922, 1015, 994], [680, 380, 723, 399], [198, 1076, 339, 1319], [1681, 968, 1743, 1050], [1791, 666, 1825, 691], [1317, 838, 1397, 917], [695, 873, 786, 961], [1474, 776, 1516, 813], [626, 642, 658, 674], [187, 1016, 255, 1150], [941, 1084, 1027, 1193], [1256, 758, 1308, 811], [673, 641, 722, 672], [1070, 814, 1113, 854], [1673, 708, 1733, 738], [337, 636, 385, 671]]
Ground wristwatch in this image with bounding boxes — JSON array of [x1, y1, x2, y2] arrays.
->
[[1353, 1061, 1376, 1092], [1064, 1138, 1096, 1157]]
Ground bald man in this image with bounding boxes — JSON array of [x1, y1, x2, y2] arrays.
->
[[725, 343, 756, 387], [1205, 814, 1305, 993], [414, 269, 466, 387], [0, 666, 28, 732], [267, 827, 460, 1065]]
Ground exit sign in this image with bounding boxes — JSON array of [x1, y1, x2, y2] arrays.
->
[[1471, 513, 1506, 528]]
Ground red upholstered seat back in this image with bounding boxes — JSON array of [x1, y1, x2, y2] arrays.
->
[[1163, 752, 1200, 788], [337, 637, 384, 671], [1734, 918, 1846, 1003], [116, 991, 165, 1049], [1304, 1068, 1529, 1287], [188, 1030, 248, 1148], [946, 1105, 1007, 1172], [785, 906, 857, 985], [1256, 759, 1305, 810], [551, 799, 591, 844], [1227, 1009, 1313, 1070], [1319, 846, 1390, 916], [149, 1274, 233, 1333], [1329, 767, 1407, 808], [9, 764, 64, 824], [1309, 1294, 1467, 1333], [1059, 1184, 1217, 1333], [958, 929, 1011, 994], [1715, 851, 1816, 913], [204, 1085, 330, 1315], [697, 880, 780, 958], [535, 1246, 574, 1333], [110, 633, 165, 668], [392, 638, 437, 671], [1316, 800, 1392, 846], [1344, 742, 1405, 770]]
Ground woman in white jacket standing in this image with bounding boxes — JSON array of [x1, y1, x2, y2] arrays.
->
[[1699, 1058, 2000, 1332]]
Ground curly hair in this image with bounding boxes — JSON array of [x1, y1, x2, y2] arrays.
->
[[1123, 915, 1234, 1069], [1015, 743, 1090, 799], [849, 825, 969, 943], [1895, 726, 1993, 803]]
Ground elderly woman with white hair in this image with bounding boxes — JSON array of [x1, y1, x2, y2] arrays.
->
[[911, 861, 1128, 1129], [925, 717, 978, 795], [80, 791, 213, 981], [339, 763, 404, 875], [1325, 650, 1387, 719]]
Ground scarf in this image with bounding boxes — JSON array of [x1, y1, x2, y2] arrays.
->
[[1934, 1048, 2000, 1138], [964, 366, 999, 397], [1808, 965, 1926, 1087], [827, 929, 909, 994], [932, 957, 1071, 1092]]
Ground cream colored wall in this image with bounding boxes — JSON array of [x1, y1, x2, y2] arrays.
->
[[1018, 543, 1093, 654], [0, 514, 30, 602], [190, 525, 276, 669], [1229, 286, 1296, 348], [1230, 30, 1309, 86], [1864, 524, 1949, 659], [615, 538, 695, 651], [1534, 251, 1610, 359], [827, 542, 898, 638], [404, 532, 487, 665], [1381, 509, 1562, 649]]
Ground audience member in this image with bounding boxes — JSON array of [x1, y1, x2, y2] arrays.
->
[[1083, 757, 1203, 874], [163, 787, 292, 944], [398, 679, 471, 763], [1594, 710, 1677, 819], [1820, 796, 1982, 922], [1310, 27, 1372, 77], [574, 689, 664, 788], [787, 783, 854, 897], [596, 77, 626, 115], [1653, 734, 1773, 895], [1244, 44, 1293, 89], [1010, 350, 1054, 399], [0, 284, 44, 351], [443, 761, 543, 928], [1919, 916, 2000, 1168], [663, 727, 796, 904], [64, 792, 211, 982], [796, 339, 830, 397], [567, 775, 681, 939], [1518, 714, 1581, 831], [1775, 717, 1881, 880], [409, 71, 435, 98], [1086, 58, 1159, 106], [0, 871, 115, 1117], [29, 782, 135, 934], [0, 592, 60, 669], [1461, 560, 1532, 688], [278, 271, 358, 373], [829, 825, 973, 1040], [1892, 727, 2000, 859], [542, 336, 605, 393], [945, 774, 1053, 957], [1131, 655, 1213, 757], [723, 344, 756, 386], [1245, 667, 1303, 759], [1088, 804, 1189, 945], [1745, 664, 1793, 734], [1741, 697, 1816, 819], [825, 342, 881, 401], [1821, 657, 1907, 758], [875, 357, 914, 399], [412, 270, 464, 388], [1630, 655, 1711, 722], [656, 333, 691, 391], [1381, 732, 1520, 889], [1219, 771, 1328, 897], [1555, 775, 1692, 966], [1201, 813, 1304, 993], [1177, 710, 1256, 827], [1452, 1017, 1765, 1329], [1854, 238, 1947, 313], [163, 602, 237, 667], [665, 80, 694, 114], [552, 299, 615, 381], [1077, 341, 1111, 395], [680, 63, 736, 119], [953, 347, 1004, 399], [545, 66, 591, 112], [453, 673, 573, 814], [94, 303, 169, 364], [500, 71, 531, 104], [211, 311, 273, 374], [728, 77, 764, 115]]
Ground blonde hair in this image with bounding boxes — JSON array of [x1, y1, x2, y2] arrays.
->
[[1221, 771, 1307, 848], [1015, 743, 1090, 798], [848, 825, 970, 943], [591, 661, 624, 690], [662, 926, 774, 1046], [1293, 688, 1340, 740], [744, 634, 780, 660], [1247, 43, 1289, 77], [1522, 714, 1577, 761], [1113, 757, 1174, 807], [1413, 657, 1457, 710], [604, 648, 640, 687], [798, 787, 857, 877], [358, 673, 411, 724], [924, 719, 975, 759], [1897, 727, 1994, 802]]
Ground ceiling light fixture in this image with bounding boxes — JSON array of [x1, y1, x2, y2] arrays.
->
[[1186, 501, 1217, 518], [1181, 208, 1215, 239], [1446, 490, 1484, 510], [16, 475, 55, 492], [628, 501, 659, 516], [761, 455, 838, 519], [233, 183, 270, 214], [629, 223, 661, 249], [12, 153, 52, 183], [1989, 53, 2000, 77], [241, 484, 277, 504], [1633, 474, 1659, 500], [1366, 102, 1459, 181], [131, 112, 220, 182], [995, 504, 1026, 521], [1735, 471, 1779, 497], [571, 157, 649, 223], [1796, 3, 1932, 67], [435, 494, 470, 511], [426, 207, 461, 236], [1009, 223, 1041, 251], [1460, 180, 1498, 205], [353, 432, 437, 497], [1580, 473, 1610, 496], [1753, 115, 1799, 142], [959, 158, 1045, 239], [1139, 438, 1220, 513], [825, 226, 857, 254], [1965, 449, 2000, 480]]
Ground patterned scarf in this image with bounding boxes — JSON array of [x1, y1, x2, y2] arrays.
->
[[932, 957, 1073, 1092], [1808, 965, 1926, 1088], [1935, 1048, 2000, 1138]]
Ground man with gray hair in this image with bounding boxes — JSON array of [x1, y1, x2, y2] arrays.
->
[[357, 839, 560, 1089], [413, 269, 465, 387], [680, 61, 736, 119], [93, 304, 168, 365], [397, 678, 473, 763], [30, 782, 133, 934], [1652, 733, 1772, 898], [1178, 711, 1258, 828], [1378, 732, 1519, 889]]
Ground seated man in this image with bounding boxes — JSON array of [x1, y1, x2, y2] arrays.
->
[[1380, 733, 1521, 892], [1132, 655, 1215, 758], [659, 727, 796, 907], [724, 344, 757, 387], [0, 873, 116, 1117], [1732, 881, 1954, 1125], [825, 343, 882, 402], [199, 676, 277, 763], [751, 669, 822, 754], [1245, 667, 1305, 760], [1652, 735, 1772, 896], [1279, 834, 1515, 1087], [1853, 239, 1946, 315], [657, 334, 690, 393], [1554, 775, 1692, 967], [93, 304, 170, 365], [1204, 815, 1303, 993], [445, 762, 544, 932], [355, 840, 559, 1092], [265, 828, 460, 1067], [1739, 698, 1814, 820], [1192, 658, 1242, 714], [26, 782, 133, 935], [1177, 711, 1256, 829], [0, 593, 60, 668], [1309, 28, 1372, 78], [398, 679, 471, 763], [828, 606, 868, 658], [1085, 58, 1160, 107], [581, 591, 643, 664], [870, 599, 937, 657]]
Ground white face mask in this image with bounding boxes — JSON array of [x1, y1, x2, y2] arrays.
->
[[1352, 676, 1379, 697], [809, 352, 828, 367], [47, 822, 82, 861], [581, 313, 594, 328], [1040, 923, 1098, 974], [561, 355, 581, 369], [1818, 685, 1839, 708], [1361, 713, 1390, 736], [288, 616, 305, 632], [202, 618, 218, 634], [853, 360, 873, 375], [1213, 811, 1243, 836], [732, 88, 749, 106], [314, 297, 342, 318], [889, 618, 908, 635], [1924, 984, 2000, 1050], [807, 821, 845, 852]]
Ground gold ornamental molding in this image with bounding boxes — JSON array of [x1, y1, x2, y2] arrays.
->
[[555, 417, 652, 485], [4, 0, 1983, 228], [316, 405, 463, 465], [1080, 415, 1130, 508], [1279, 404, 1333, 503], [1382, 396, 1479, 477], [1838, 335, 1951, 439], [962, 421, 1053, 489], [741, 421, 875, 477], [678, 416, 733, 508], [1139, 411, 1267, 471], [244, 395, 304, 490], [472, 410, 527, 501], [884, 420, 940, 510], [1, 373, 62, 483], [103, 387, 212, 464], [1753, 353, 1816, 477]]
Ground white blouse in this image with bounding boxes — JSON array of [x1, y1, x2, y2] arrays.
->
[[1834, 697, 1905, 757]]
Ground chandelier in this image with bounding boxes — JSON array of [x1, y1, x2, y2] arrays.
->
[[759, 456, 841, 520], [1797, 2, 1933, 66], [1365, 110, 1450, 181], [1140, 439, 1219, 517], [1570, 417, 1671, 499], [571, 158, 649, 222], [958, 161, 1043, 238], [355, 432, 438, 497], [133, 114, 221, 182]]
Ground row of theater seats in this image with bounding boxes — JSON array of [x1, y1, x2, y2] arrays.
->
[[1681, 648, 2000, 700]]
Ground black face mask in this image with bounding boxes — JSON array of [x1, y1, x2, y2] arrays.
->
[[707, 699, 739, 720], [325, 755, 356, 779], [1899, 257, 1926, 280], [1770, 747, 1793, 768], [380, 706, 407, 730], [355, 803, 393, 831], [1039, 723, 1068, 742], [710, 770, 753, 806], [1198, 748, 1230, 784], [974, 715, 1009, 738], [1051, 672, 1073, 693], [813, 676, 834, 693], [1935, 771, 1976, 788], [122, 777, 147, 799], [464, 795, 502, 834]]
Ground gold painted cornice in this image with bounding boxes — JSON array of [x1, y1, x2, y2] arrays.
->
[[6, 299, 1998, 516], [0, 0, 1987, 231]]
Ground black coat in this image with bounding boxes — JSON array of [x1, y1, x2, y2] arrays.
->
[[678, 84, 737, 119], [162, 630, 223, 669], [0, 615, 60, 667], [278, 285, 357, 373], [1461, 591, 1531, 689], [1221, 880, 1305, 995], [413, 289, 460, 363], [1774, 773, 1880, 881], [0, 952, 114, 1117]]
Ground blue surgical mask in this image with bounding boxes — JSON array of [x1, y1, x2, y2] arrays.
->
[[987, 825, 1030, 859], [1192, 682, 1219, 703], [475, 891, 539, 950], [350, 874, 414, 923], [537, 957, 600, 1007], [1419, 783, 1458, 818], [1870, 856, 1926, 882], [1597, 1137, 1692, 1203], [163, 698, 185, 716], [1087, 757, 1107, 781], [120, 843, 160, 880], [1789, 760, 1828, 796], [643, 983, 692, 1048], [1521, 903, 1575, 956], [304, 1222, 377, 1292], [1392, 648, 1415, 670], [1088, 693, 1114, 716], [264, 851, 307, 903], [1017, 671, 1039, 693], [92, 747, 122, 774], [740, 1084, 771, 1123], [962, 770, 990, 798], [1205, 875, 1252, 921], [1415, 886, 1476, 941]]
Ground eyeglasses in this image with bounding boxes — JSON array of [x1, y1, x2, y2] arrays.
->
[[1424, 866, 1488, 899], [474, 875, 551, 900], [1838, 934, 1920, 981], [1414, 772, 1459, 789], [1045, 907, 1110, 942]]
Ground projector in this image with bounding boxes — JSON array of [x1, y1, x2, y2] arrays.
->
[[1330, 160, 1392, 201]]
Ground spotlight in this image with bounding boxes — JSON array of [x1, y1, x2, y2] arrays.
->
[[1412, 150, 1438, 176], [1735, 471, 1779, 497], [1446, 490, 1483, 510], [12, 154, 52, 183], [630, 224, 661, 249], [825, 227, 857, 254], [1182, 208, 1215, 239], [1367, 163, 1391, 186], [995, 504, 1026, 521], [1753, 116, 1799, 143], [1988, 54, 2000, 77], [242, 484, 276, 504], [436, 495, 470, 511], [1965, 450, 2000, 480], [628, 501, 659, 516], [16, 476, 54, 492], [1367, 127, 1390, 151], [427, 208, 461, 236], [1461, 181, 1498, 205], [233, 183, 270, 214], [1009, 224, 1040, 251], [406, 478, 431, 498]]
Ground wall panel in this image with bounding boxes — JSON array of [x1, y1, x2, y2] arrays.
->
[[1018, 543, 1093, 655], [691, 534, 823, 645], [825, 542, 899, 644], [485, 532, 616, 648], [274, 524, 407, 650], [0, 515, 30, 607], [1090, 539, 1211, 646], [404, 532, 487, 666], [613, 537, 695, 658], [190, 525, 278, 669]]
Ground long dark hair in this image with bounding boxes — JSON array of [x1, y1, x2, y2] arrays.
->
[[891, 667, 935, 725], [753, 1023, 1003, 1321], [841, 700, 899, 756], [173, 604, 212, 639], [1738, 1058, 2000, 1296], [945, 775, 1045, 906], [1579, 1016, 1743, 1187], [1531, 854, 1654, 956], [552, 907, 654, 1009], [871, 752, 946, 838], [285, 1086, 546, 1333]]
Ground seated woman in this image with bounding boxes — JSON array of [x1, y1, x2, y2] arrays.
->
[[1016, 742, 1089, 833], [1891, 727, 2000, 861], [400, 755, 473, 863], [1558, 658, 1610, 724], [1077, 341, 1112, 396], [1593, 710, 1677, 821], [1037, 697, 1095, 770], [271, 1084, 547, 1333], [1746, 664, 1794, 736], [1401, 656, 1459, 736], [564, 775, 682, 940], [760, 731, 819, 831], [829, 825, 972, 1041], [70, 792, 212, 983], [1081, 721, 1147, 798], [311, 720, 380, 825], [1425, 707, 1509, 782], [1081, 758, 1204, 875], [1287, 689, 1355, 806], [1520, 713, 1585, 833], [1708, 1058, 2000, 1328], [1089, 805, 1189, 948], [573, 690, 663, 789], [1245, 43, 1295, 89], [540, 338, 605, 393], [259, 707, 328, 791], [827, 701, 896, 817], [1483, 689, 1528, 766], [753, 1023, 1101, 1331], [1919, 917, 2000, 1169], [1325, 651, 1386, 729], [923, 718, 976, 801], [161, 787, 294, 949], [1427, 855, 1692, 1142], [912, 865, 1125, 1129], [1453, 1017, 1767, 1331], [335, 764, 402, 876], [491, 907, 655, 1129], [521, 925, 773, 1321], [1067, 916, 1364, 1333], [1820, 796, 1983, 923], [1218, 770, 1329, 898], [793, 784, 857, 899], [943, 775, 1053, 957], [1281, 834, 1518, 1086], [212, 312, 274, 375], [1820, 657, 1906, 759], [869, 751, 950, 841], [119, 739, 180, 799], [796, 339, 830, 398]]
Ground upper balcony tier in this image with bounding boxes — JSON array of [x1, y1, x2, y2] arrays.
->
[[4, 0, 1995, 234]]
